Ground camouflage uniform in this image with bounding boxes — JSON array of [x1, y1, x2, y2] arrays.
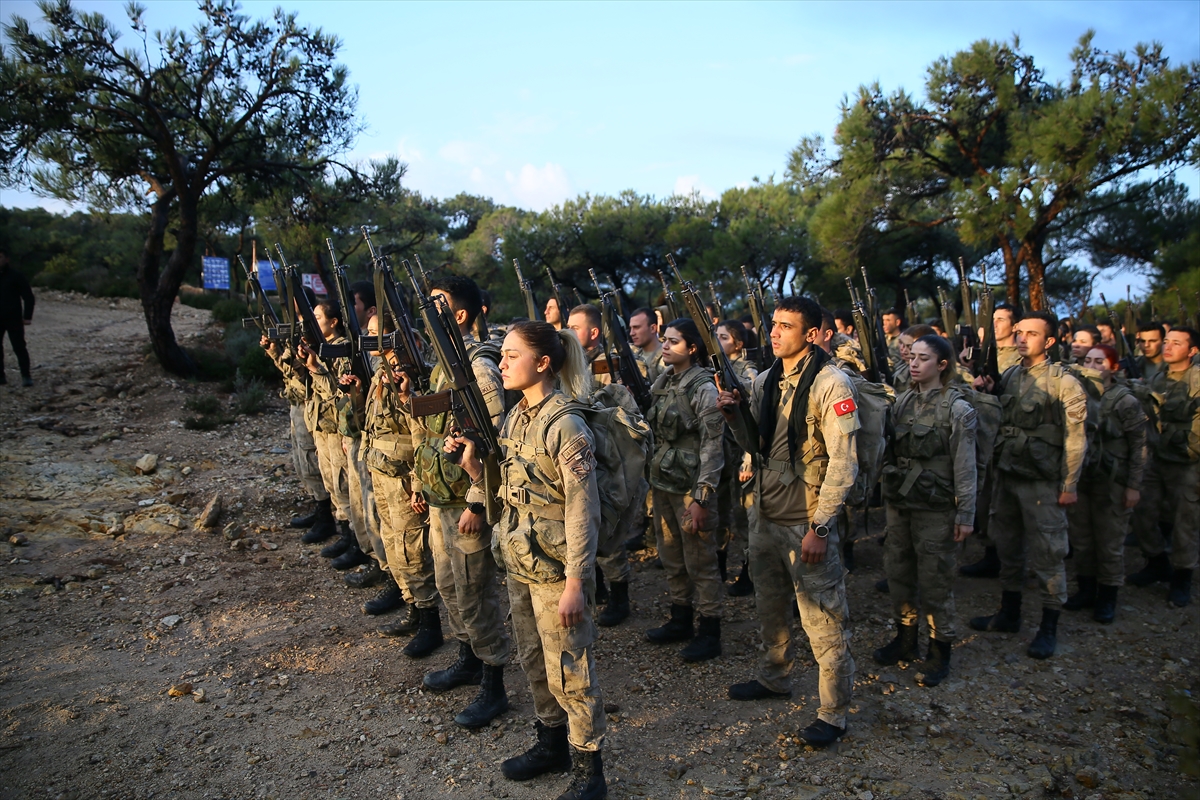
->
[[363, 368, 437, 607], [882, 386, 978, 641], [267, 343, 328, 502], [411, 334, 511, 666], [728, 350, 859, 728], [494, 391, 606, 751], [718, 354, 759, 563], [305, 339, 353, 525], [1135, 356, 1166, 386], [635, 341, 666, 383], [1066, 374, 1147, 586], [997, 345, 1022, 374], [990, 360, 1089, 609], [647, 365, 726, 618], [1133, 364, 1200, 571]]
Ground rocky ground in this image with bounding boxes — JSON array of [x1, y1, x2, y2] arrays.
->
[[0, 290, 1197, 800]]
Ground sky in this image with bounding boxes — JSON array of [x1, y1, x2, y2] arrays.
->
[[2, 0, 1198, 294]]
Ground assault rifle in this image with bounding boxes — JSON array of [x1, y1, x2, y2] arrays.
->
[[957, 258, 976, 332], [937, 286, 958, 345], [589, 269, 653, 412], [237, 255, 289, 342], [846, 277, 889, 385], [742, 266, 773, 371], [903, 288, 918, 327], [360, 228, 430, 393], [513, 258, 542, 321], [859, 267, 894, 385], [975, 264, 1001, 384], [402, 258, 502, 524], [667, 254, 758, 435], [955, 258, 981, 365], [545, 266, 571, 324], [658, 269, 683, 322], [707, 281, 724, 323], [1124, 287, 1139, 358], [263, 251, 299, 348], [324, 239, 373, 392], [1100, 293, 1141, 379]]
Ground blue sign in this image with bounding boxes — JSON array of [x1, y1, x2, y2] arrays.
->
[[202, 256, 230, 290], [256, 261, 276, 292]]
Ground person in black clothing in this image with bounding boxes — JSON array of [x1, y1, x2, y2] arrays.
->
[[0, 252, 35, 386]]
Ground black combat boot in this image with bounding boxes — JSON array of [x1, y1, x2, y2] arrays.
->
[[1093, 585, 1119, 624], [300, 498, 336, 543], [289, 506, 318, 528], [595, 570, 609, 606], [379, 603, 420, 637], [1128, 552, 1171, 586], [501, 721, 572, 781], [1026, 608, 1060, 659], [344, 561, 385, 588], [454, 663, 509, 728], [596, 581, 630, 627], [424, 642, 483, 692], [915, 638, 952, 687], [332, 539, 371, 570], [959, 546, 1001, 578], [320, 520, 354, 559], [680, 615, 720, 662], [970, 590, 1022, 632], [363, 581, 404, 615], [728, 680, 790, 701], [1168, 569, 1193, 608], [646, 604, 693, 644], [402, 607, 445, 659], [1063, 575, 1097, 610], [727, 561, 753, 597], [797, 719, 845, 749], [872, 623, 920, 666], [717, 548, 728, 581], [843, 541, 856, 573], [556, 748, 606, 800]]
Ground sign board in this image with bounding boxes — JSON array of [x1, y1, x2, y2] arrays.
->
[[302, 273, 328, 295], [202, 256, 230, 290], [255, 261, 276, 292]]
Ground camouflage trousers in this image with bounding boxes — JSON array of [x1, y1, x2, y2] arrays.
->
[[884, 505, 959, 641], [596, 477, 646, 584], [312, 430, 351, 523], [990, 474, 1069, 609], [1132, 460, 1200, 571], [1067, 478, 1133, 586], [290, 403, 328, 502], [372, 470, 437, 607], [652, 488, 723, 618], [508, 577, 606, 752], [750, 516, 856, 728], [717, 442, 750, 562], [344, 437, 384, 561], [427, 505, 510, 666]]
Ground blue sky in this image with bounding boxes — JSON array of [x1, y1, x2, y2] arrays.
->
[[2, 1, 1197, 294]]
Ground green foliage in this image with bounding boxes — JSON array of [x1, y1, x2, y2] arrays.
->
[[186, 346, 238, 383], [232, 372, 269, 416], [179, 292, 223, 311], [211, 299, 248, 325], [185, 395, 222, 415], [183, 414, 223, 431]]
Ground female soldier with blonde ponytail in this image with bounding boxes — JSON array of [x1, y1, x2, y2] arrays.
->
[[449, 321, 607, 800]]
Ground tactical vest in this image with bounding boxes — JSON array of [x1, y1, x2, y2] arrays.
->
[[304, 336, 349, 436], [995, 362, 1072, 481], [881, 386, 962, 510], [362, 371, 417, 478], [647, 366, 713, 495], [1083, 383, 1140, 485], [1154, 366, 1200, 464]]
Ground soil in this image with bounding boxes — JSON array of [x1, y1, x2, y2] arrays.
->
[[1, 291, 1197, 800]]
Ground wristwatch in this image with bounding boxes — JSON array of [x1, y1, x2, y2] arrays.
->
[[810, 521, 830, 539], [692, 485, 715, 508], [468, 502, 486, 516]]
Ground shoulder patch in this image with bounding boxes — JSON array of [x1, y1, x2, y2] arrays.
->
[[833, 397, 857, 417], [559, 433, 594, 483]]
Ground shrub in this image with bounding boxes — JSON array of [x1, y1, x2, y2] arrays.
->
[[185, 394, 222, 415], [186, 346, 237, 382], [179, 292, 222, 311], [211, 298, 248, 324], [232, 372, 269, 416]]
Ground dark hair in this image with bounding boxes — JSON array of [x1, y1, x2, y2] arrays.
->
[[1088, 344, 1120, 371], [349, 280, 376, 310], [913, 334, 956, 385], [507, 321, 590, 400], [569, 304, 602, 331], [630, 307, 657, 327], [883, 307, 905, 321], [664, 318, 709, 365], [479, 289, 492, 311], [820, 309, 836, 331], [738, 314, 754, 326], [315, 300, 345, 337], [1137, 322, 1166, 338], [833, 308, 855, 329], [774, 296, 823, 332], [1074, 324, 1101, 345], [1026, 310, 1059, 339], [718, 320, 746, 345], [930, 319, 946, 334], [1096, 319, 1115, 330], [994, 302, 1021, 321], [431, 275, 483, 327], [903, 323, 936, 340], [1171, 326, 1200, 351]]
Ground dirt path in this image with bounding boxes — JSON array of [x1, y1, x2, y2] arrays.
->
[[1, 291, 1196, 800]]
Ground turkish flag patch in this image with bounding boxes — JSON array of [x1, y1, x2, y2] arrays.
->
[[833, 397, 857, 417]]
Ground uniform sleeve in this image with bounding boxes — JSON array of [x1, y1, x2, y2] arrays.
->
[[813, 369, 860, 526], [548, 413, 601, 581], [1189, 372, 1200, 463], [472, 355, 506, 427], [1059, 373, 1089, 495], [1116, 393, 1149, 491], [691, 380, 726, 494], [949, 398, 979, 527]]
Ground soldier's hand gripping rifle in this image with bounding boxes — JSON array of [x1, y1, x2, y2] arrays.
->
[[359, 228, 431, 394], [859, 267, 894, 385], [1100, 293, 1141, 379], [319, 239, 375, 393], [513, 258, 542, 321], [658, 269, 683, 322], [402, 258, 502, 524], [262, 250, 299, 349], [237, 255, 288, 342], [589, 269, 654, 413], [667, 254, 758, 435], [846, 277, 884, 384], [742, 266, 773, 371]]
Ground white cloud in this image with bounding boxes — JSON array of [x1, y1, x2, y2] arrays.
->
[[673, 175, 718, 200], [505, 163, 572, 211], [393, 137, 426, 164]]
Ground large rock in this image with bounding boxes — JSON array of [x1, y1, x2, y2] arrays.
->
[[195, 495, 222, 529], [134, 454, 159, 475]]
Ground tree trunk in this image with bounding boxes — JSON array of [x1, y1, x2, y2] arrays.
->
[[998, 237, 1021, 308], [1024, 234, 1049, 312], [137, 192, 199, 377]]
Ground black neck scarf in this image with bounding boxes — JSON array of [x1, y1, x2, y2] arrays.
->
[[758, 346, 830, 465]]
